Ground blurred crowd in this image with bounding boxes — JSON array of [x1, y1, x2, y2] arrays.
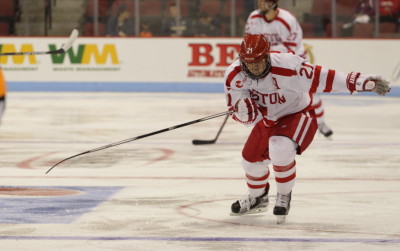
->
[[85, 0, 400, 38], [0, 0, 399, 38]]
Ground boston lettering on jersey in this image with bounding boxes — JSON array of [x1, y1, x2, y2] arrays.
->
[[250, 89, 286, 105]]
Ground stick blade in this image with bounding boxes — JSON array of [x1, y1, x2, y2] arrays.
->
[[61, 29, 79, 52], [45, 150, 88, 174], [192, 139, 216, 145]]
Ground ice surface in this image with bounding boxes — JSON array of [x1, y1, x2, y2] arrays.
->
[[0, 93, 399, 250]]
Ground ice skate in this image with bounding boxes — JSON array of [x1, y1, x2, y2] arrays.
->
[[273, 191, 291, 224], [318, 123, 333, 138], [230, 185, 269, 216]]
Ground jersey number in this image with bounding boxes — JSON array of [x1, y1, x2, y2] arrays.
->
[[288, 32, 297, 41], [300, 63, 314, 79]]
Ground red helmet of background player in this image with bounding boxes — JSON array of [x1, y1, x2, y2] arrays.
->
[[239, 34, 271, 79]]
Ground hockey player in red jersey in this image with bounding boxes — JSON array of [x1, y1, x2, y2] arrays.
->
[[226, 34, 390, 224], [245, 0, 333, 137]]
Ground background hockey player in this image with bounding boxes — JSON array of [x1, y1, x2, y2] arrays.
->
[[245, 0, 333, 137], [226, 34, 390, 224]]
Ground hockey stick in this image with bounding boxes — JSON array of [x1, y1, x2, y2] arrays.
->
[[192, 114, 229, 145], [45, 110, 232, 174], [0, 29, 79, 56]]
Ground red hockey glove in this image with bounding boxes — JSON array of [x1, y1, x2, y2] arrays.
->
[[347, 72, 391, 95], [230, 98, 261, 126]]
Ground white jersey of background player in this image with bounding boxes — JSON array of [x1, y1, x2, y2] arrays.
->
[[245, 0, 333, 137], [226, 34, 390, 223]]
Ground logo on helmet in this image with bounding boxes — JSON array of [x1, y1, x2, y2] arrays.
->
[[239, 34, 271, 79]]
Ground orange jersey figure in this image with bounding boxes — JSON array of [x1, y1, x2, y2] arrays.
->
[[0, 67, 6, 123], [0, 68, 5, 98]]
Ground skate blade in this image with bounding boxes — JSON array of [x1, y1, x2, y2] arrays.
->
[[276, 215, 286, 224], [230, 206, 268, 216], [319, 131, 333, 140]]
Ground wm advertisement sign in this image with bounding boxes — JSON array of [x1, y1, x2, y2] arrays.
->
[[50, 44, 120, 72], [0, 43, 120, 72]]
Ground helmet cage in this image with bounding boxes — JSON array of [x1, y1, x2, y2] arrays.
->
[[240, 55, 271, 79]]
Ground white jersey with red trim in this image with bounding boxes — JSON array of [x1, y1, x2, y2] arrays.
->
[[245, 8, 306, 57], [224, 52, 351, 126]]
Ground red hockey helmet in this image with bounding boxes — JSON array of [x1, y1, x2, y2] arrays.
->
[[239, 34, 271, 79]]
